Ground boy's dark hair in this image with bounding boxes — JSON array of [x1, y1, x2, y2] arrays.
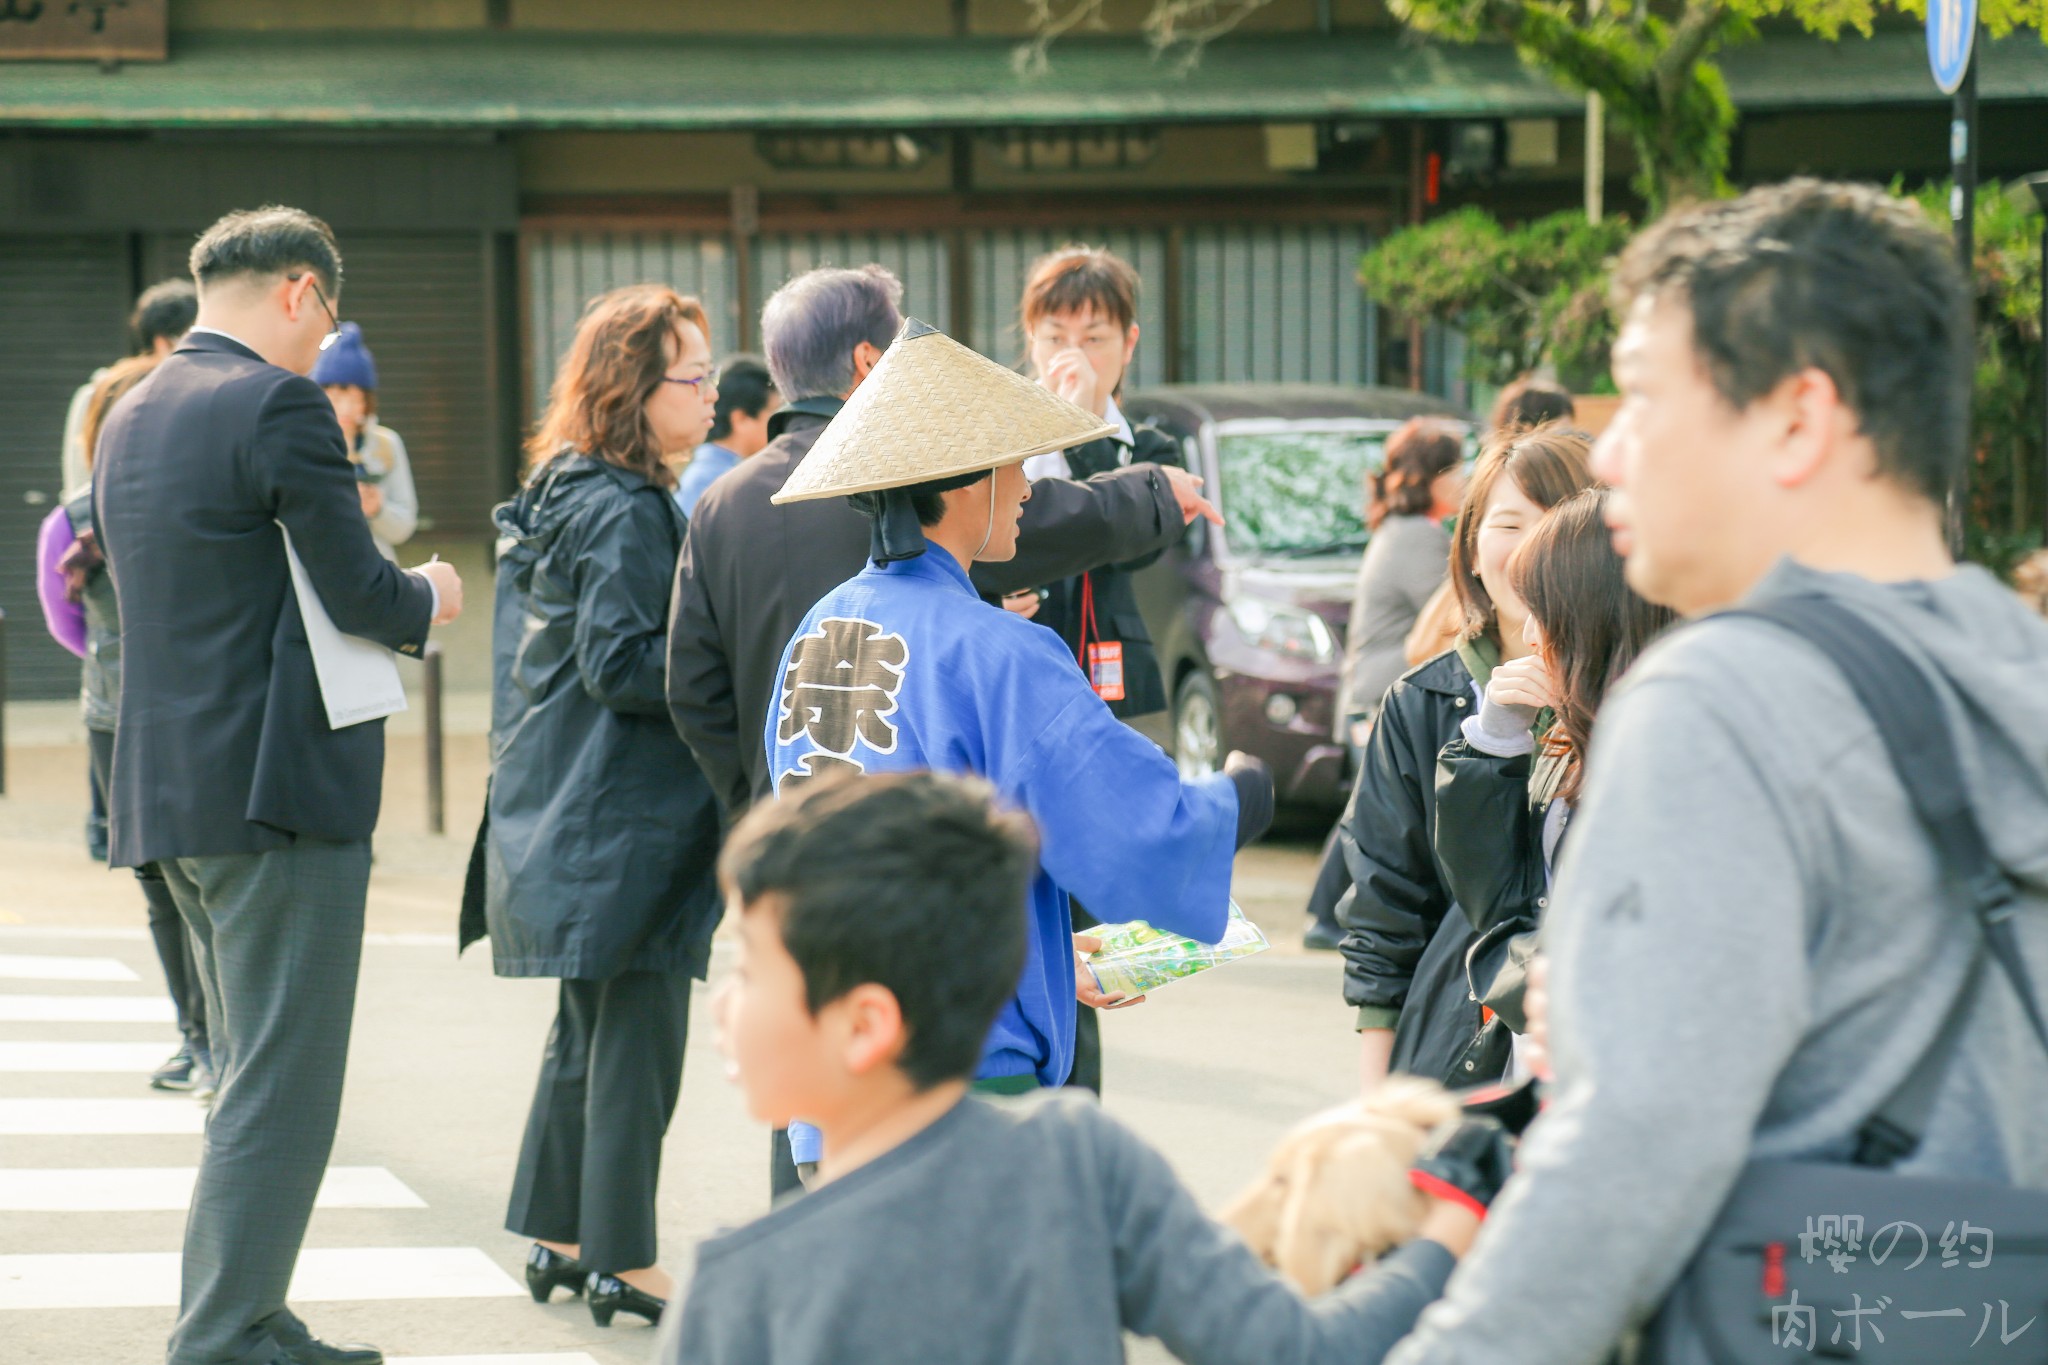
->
[[129, 279, 198, 353], [1612, 179, 1970, 505], [189, 205, 344, 296], [720, 772, 1037, 1089], [1486, 375, 1574, 436], [709, 355, 776, 442]]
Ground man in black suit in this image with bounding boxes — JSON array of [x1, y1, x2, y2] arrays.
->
[[95, 206, 464, 1365]]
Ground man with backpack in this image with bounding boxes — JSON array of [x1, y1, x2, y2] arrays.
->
[[1385, 180, 2048, 1364]]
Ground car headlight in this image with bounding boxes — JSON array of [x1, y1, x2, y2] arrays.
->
[[1228, 595, 1338, 664]]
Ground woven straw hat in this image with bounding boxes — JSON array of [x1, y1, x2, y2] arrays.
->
[[772, 318, 1115, 504]]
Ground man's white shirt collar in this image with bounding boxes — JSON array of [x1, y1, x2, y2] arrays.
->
[[1023, 396, 1135, 482]]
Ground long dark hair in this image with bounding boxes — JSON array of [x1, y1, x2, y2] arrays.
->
[[527, 284, 709, 489], [1446, 426, 1598, 645], [1511, 489, 1677, 805], [1368, 418, 1463, 530]]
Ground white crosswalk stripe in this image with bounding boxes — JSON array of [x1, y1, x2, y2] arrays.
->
[[0, 1247, 525, 1310], [0, 953, 140, 982], [0, 1166, 425, 1211], [0, 944, 614, 1360], [0, 994, 178, 1022], [0, 1040, 180, 1072], [0, 1098, 205, 1135]]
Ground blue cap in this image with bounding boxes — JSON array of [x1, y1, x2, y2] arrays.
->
[[310, 321, 377, 391]]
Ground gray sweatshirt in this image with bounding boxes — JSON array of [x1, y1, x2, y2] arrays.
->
[[663, 1092, 1456, 1365], [1387, 559, 2048, 1365], [1342, 515, 1451, 722]]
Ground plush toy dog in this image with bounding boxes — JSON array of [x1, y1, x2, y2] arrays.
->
[[1221, 1077, 1463, 1296]]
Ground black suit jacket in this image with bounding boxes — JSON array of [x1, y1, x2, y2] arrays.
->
[[665, 404, 1185, 814], [94, 332, 434, 867], [1029, 423, 1183, 719]]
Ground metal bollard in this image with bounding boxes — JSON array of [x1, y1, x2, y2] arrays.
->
[[0, 606, 8, 796], [423, 641, 444, 835]]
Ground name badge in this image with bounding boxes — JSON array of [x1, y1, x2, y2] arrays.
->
[[1086, 641, 1125, 702]]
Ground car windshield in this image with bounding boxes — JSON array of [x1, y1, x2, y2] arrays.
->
[[1215, 428, 1388, 558]]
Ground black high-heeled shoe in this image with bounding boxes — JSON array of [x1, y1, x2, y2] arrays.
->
[[524, 1244, 587, 1303], [586, 1271, 666, 1327]]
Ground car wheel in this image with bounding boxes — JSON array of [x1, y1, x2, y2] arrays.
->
[[1174, 671, 1223, 780]]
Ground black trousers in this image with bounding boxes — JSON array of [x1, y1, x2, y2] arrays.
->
[[1305, 822, 1350, 934], [1067, 899, 1103, 1095], [89, 727, 207, 1051], [507, 970, 691, 1274]]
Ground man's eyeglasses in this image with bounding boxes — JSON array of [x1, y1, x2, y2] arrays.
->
[[661, 366, 720, 392], [287, 272, 344, 351]]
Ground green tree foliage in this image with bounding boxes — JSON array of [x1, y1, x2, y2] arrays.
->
[[1388, 0, 2048, 214], [1909, 181, 2046, 578], [1356, 206, 1633, 389]]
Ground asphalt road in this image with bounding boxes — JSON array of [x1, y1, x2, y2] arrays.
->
[[0, 715, 1349, 1365]]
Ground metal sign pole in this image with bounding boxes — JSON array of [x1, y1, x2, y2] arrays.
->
[[1949, 39, 1978, 553]]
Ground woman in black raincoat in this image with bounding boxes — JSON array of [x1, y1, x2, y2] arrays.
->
[[471, 284, 724, 1327]]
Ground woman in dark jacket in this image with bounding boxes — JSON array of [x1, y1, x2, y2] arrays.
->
[[1433, 490, 1675, 1070], [39, 354, 214, 1096], [481, 284, 724, 1327], [1337, 427, 1595, 1089]]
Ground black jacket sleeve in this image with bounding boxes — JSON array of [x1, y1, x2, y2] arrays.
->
[[1470, 923, 1542, 1035], [573, 488, 676, 718], [666, 507, 749, 815], [1335, 680, 1454, 1026], [1432, 737, 1546, 940], [1434, 736, 1550, 1035], [254, 375, 433, 652], [1107, 426, 1187, 575], [970, 461, 1181, 597]]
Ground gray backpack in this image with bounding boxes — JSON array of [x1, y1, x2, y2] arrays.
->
[[1642, 593, 2048, 1364]]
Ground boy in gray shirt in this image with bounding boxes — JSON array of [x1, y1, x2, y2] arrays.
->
[[664, 771, 1511, 1365], [1385, 182, 2048, 1365]]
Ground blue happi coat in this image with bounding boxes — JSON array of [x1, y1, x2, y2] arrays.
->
[[767, 548, 1238, 1154]]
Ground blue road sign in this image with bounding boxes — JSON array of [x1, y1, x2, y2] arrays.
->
[[1927, 0, 1978, 95]]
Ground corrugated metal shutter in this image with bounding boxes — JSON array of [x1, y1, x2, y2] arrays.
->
[[0, 236, 131, 700], [1180, 224, 1374, 385], [331, 234, 498, 537], [968, 228, 1168, 385], [523, 230, 738, 416], [752, 232, 950, 333]]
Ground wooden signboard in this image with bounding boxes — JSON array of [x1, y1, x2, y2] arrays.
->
[[0, 0, 167, 62]]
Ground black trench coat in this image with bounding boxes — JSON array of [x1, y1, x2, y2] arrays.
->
[[463, 453, 723, 981]]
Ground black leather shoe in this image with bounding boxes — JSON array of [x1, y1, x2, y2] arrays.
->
[[260, 1308, 380, 1365], [587, 1271, 666, 1327], [273, 1334, 383, 1365], [526, 1243, 587, 1303]]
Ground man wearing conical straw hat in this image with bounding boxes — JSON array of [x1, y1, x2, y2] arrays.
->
[[765, 319, 1275, 1165]]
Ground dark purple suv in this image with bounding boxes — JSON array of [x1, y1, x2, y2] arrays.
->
[[1122, 384, 1471, 810]]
